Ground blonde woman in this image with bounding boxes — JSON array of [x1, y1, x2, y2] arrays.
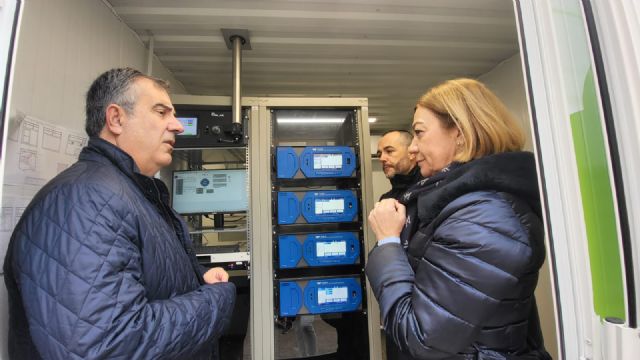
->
[[366, 79, 551, 360]]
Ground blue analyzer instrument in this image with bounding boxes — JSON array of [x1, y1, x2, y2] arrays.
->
[[279, 281, 303, 316], [278, 232, 360, 269], [277, 192, 300, 224], [276, 146, 356, 178], [276, 147, 299, 179], [305, 278, 361, 314], [299, 146, 355, 178], [301, 190, 358, 223], [278, 235, 303, 268], [279, 277, 362, 316]]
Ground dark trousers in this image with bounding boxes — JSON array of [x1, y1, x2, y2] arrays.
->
[[218, 277, 250, 360]]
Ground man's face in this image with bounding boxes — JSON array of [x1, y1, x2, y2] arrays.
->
[[116, 78, 184, 176], [377, 132, 416, 179]]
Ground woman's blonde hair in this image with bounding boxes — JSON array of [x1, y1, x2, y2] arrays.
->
[[416, 78, 525, 162]]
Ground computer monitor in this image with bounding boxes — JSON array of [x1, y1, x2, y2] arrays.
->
[[172, 169, 248, 214]]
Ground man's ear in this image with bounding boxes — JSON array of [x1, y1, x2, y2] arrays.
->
[[104, 104, 125, 135]]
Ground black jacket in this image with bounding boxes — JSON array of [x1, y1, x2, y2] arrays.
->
[[366, 152, 551, 359], [380, 166, 422, 201], [4, 137, 236, 359]]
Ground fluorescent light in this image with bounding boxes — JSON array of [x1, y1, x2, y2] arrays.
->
[[277, 118, 345, 124], [276, 117, 379, 124]]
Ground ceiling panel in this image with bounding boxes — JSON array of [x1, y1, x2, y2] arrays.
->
[[108, 0, 519, 133]]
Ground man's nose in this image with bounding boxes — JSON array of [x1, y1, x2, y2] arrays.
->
[[168, 115, 184, 134]]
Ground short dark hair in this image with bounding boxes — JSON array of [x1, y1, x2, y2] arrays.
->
[[85, 68, 170, 137], [381, 129, 413, 147]]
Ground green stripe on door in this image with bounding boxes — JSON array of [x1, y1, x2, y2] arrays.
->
[[569, 69, 625, 320]]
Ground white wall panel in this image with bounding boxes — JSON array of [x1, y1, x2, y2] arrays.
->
[[479, 53, 533, 150], [7, 0, 184, 134]]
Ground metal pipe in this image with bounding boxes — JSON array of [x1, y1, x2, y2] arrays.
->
[[146, 35, 155, 75], [231, 36, 242, 125]]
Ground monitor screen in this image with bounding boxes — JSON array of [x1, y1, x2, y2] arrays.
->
[[177, 117, 198, 136], [314, 198, 344, 215], [316, 241, 346, 257], [172, 169, 247, 214], [313, 153, 342, 170], [318, 286, 348, 304]]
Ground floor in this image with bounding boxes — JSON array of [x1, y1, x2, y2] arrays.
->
[[229, 316, 339, 360]]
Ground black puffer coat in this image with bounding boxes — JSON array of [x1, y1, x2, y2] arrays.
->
[[366, 152, 551, 359], [4, 138, 236, 359], [380, 166, 423, 201]]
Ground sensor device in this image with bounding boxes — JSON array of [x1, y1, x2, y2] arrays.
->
[[277, 192, 300, 224], [276, 147, 299, 178], [173, 106, 248, 148], [177, 117, 198, 136], [276, 146, 356, 178], [301, 190, 357, 223], [279, 277, 362, 316], [279, 281, 303, 316], [300, 146, 355, 178], [278, 232, 360, 268]]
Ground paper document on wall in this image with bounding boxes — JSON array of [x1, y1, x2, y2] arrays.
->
[[0, 114, 87, 267]]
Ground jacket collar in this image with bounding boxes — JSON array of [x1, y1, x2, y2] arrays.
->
[[79, 137, 170, 201], [79, 137, 142, 178], [389, 165, 422, 191], [414, 151, 541, 225]]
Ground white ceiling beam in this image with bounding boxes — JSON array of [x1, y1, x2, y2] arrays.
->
[[139, 34, 513, 50], [115, 7, 515, 26], [159, 56, 496, 68]]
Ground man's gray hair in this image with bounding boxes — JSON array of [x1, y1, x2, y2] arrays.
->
[[85, 67, 170, 137]]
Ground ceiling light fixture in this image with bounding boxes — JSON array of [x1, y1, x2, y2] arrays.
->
[[368, 117, 377, 123], [277, 118, 345, 124]]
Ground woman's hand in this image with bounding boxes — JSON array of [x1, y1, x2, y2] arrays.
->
[[368, 198, 406, 242]]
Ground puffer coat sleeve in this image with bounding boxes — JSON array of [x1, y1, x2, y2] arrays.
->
[[366, 191, 544, 359], [11, 182, 236, 359]]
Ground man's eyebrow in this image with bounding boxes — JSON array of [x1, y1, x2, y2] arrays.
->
[[154, 103, 175, 115], [383, 146, 396, 151]]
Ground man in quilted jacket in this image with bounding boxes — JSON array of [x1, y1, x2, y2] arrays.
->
[[3, 68, 236, 359]]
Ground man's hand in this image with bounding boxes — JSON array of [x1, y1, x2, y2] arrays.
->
[[368, 198, 406, 241], [203, 267, 230, 284]]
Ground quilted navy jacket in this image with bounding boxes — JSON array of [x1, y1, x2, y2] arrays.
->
[[4, 138, 236, 359], [366, 152, 551, 360]]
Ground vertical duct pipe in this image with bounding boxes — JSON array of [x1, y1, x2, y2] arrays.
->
[[146, 35, 155, 76], [222, 29, 251, 141], [231, 35, 242, 126]]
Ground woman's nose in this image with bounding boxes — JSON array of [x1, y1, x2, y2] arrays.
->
[[408, 137, 418, 154]]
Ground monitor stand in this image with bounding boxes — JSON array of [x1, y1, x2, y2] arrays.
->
[[214, 213, 224, 229]]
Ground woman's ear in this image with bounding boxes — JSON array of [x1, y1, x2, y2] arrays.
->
[[104, 104, 125, 135], [452, 126, 463, 144]]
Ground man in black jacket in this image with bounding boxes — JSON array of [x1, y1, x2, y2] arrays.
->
[[329, 130, 421, 360], [376, 130, 421, 359], [377, 130, 422, 200]]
